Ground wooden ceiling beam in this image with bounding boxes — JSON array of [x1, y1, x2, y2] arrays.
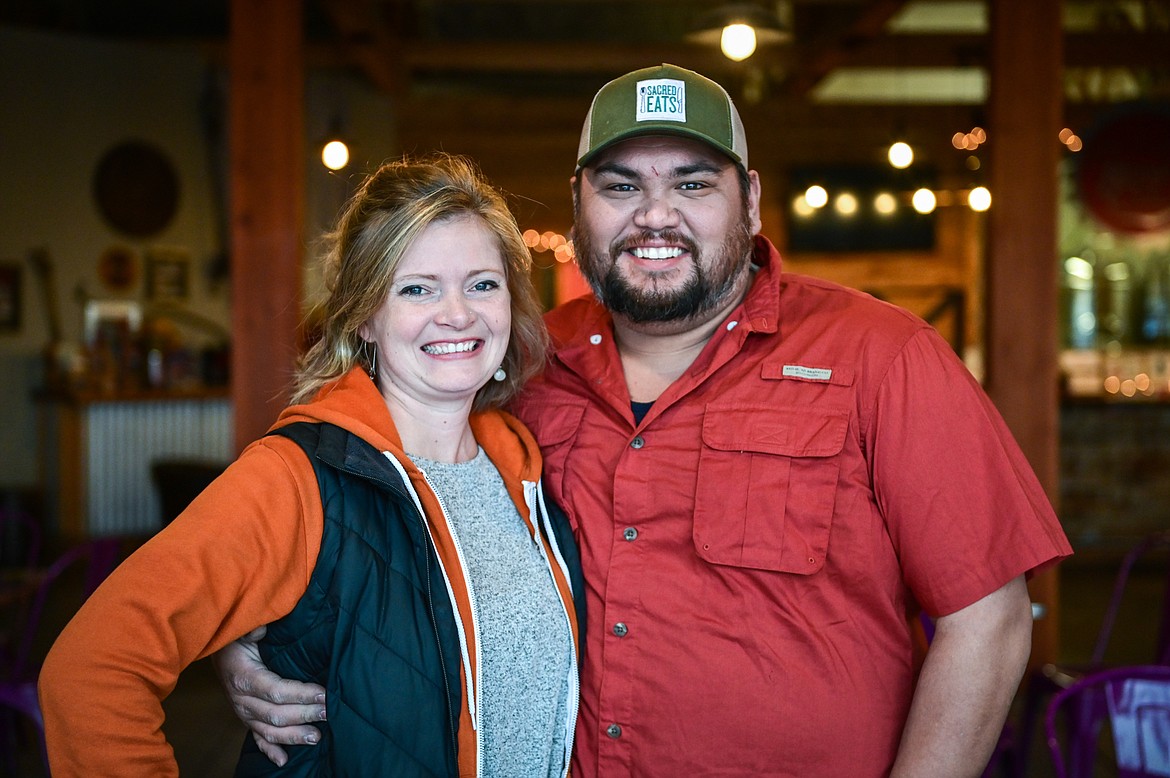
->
[[823, 31, 1170, 68], [319, 0, 406, 95], [398, 41, 758, 76], [233, 30, 1170, 79], [784, 0, 911, 97], [396, 93, 982, 128]]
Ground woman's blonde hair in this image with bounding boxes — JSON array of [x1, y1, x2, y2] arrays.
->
[[292, 153, 547, 410]]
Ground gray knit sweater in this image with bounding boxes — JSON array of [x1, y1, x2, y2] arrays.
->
[[410, 448, 572, 777]]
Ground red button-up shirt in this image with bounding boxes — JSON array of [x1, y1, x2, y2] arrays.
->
[[511, 237, 1070, 777]]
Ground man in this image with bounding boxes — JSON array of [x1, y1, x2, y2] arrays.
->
[[219, 64, 1071, 776]]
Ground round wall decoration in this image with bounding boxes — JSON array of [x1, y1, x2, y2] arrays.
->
[[1076, 103, 1170, 234], [93, 140, 180, 237]]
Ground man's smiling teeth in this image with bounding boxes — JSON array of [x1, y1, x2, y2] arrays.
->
[[631, 247, 684, 260], [422, 341, 479, 355]]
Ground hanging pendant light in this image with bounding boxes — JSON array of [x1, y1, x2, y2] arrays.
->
[[688, 3, 791, 62], [321, 138, 350, 171]]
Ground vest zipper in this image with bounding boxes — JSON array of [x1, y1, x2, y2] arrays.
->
[[419, 468, 484, 777], [418, 507, 460, 768], [380, 452, 477, 773]]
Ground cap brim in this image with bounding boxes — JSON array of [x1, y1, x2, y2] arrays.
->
[[576, 124, 745, 170]]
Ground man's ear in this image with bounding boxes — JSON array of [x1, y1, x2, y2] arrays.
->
[[569, 174, 579, 210], [746, 169, 762, 236]]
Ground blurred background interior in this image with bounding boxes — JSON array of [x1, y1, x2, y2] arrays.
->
[[1, 0, 1168, 775]]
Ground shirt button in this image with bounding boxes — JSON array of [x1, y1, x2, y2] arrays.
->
[[726, 320, 738, 331], [613, 622, 628, 637], [630, 435, 645, 449], [606, 723, 622, 739], [623, 527, 638, 541], [589, 334, 603, 345]]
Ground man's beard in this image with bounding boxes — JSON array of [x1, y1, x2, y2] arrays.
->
[[572, 208, 755, 324]]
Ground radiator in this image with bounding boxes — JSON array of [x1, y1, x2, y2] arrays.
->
[[85, 398, 233, 536]]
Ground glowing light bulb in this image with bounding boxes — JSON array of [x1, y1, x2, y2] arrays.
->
[[888, 141, 913, 169], [911, 188, 937, 214], [720, 24, 757, 61], [322, 140, 349, 170], [874, 192, 897, 216], [804, 185, 828, 209], [967, 186, 991, 212], [834, 192, 859, 216]]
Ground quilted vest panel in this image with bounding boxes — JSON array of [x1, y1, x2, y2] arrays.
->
[[234, 422, 463, 777]]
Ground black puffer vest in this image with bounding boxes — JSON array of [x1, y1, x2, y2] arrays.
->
[[233, 421, 585, 777]]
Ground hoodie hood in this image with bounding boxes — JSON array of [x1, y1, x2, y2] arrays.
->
[[270, 366, 542, 483]]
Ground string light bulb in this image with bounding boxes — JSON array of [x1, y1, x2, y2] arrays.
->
[[804, 185, 829, 209], [967, 186, 992, 212], [888, 141, 914, 169], [911, 188, 937, 214]]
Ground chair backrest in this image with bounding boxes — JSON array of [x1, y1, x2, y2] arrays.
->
[[0, 507, 42, 570], [1092, 530, 1170, 666], [1045, 664, 1170, 778], [1, 540, 119, 683]]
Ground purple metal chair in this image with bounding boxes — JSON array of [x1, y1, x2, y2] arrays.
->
[[1091, 531, 1170, 668], [0, 538, 120, 774], [1, 509, 43, 670], [1020, 530, 1170, 772], [0, 508, 42, 571], [1046, 664, 1170, 778]]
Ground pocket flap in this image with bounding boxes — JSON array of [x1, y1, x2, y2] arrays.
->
[[520, 400, 587, 447], [702, 406, 848, 458]]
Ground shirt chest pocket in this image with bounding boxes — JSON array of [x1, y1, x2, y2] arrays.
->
[[519, 398, 587, 504], [692, 405, 848, 574]]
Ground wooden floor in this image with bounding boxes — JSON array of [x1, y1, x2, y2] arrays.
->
[[4, 548, 1165, 777]]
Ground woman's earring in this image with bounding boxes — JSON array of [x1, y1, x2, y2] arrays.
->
[[366, 342, 378, 380], [493, 366, 507, 382]]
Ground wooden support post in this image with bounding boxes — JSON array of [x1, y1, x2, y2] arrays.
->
[[986, 0, 1064, 666], [229, 0, 305, 451]]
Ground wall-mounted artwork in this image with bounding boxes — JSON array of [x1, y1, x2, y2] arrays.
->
[[92, 139, 180, 238], [146, 248, 191, 301]]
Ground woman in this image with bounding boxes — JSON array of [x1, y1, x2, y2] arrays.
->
[[39, 154, 583, 777]]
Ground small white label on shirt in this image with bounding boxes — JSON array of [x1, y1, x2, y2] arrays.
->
[[782, 365, 832, 381]]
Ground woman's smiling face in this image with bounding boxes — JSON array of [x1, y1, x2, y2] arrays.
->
[[360, 214, 511, 411]]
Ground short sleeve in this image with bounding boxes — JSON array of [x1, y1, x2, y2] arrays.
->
[[867, 328, 1072, 616]]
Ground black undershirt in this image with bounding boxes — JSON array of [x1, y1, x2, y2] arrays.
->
[[631, 401, 654, 425]]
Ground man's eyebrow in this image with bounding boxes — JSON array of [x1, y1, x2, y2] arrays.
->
[[674, 162, 724, 177], [591, 160, 726, 179], [590, 161, 639, 179]]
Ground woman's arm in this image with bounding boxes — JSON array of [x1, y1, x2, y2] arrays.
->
[[38, 438, 322, 777]]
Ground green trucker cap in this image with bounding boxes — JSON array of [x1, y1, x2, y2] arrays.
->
[[576, 63, 748, 170]]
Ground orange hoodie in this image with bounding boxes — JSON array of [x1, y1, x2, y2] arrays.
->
[[39, 367, 580, 777]]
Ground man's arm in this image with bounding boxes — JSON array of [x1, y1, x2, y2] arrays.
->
[[891, 575, 1033, 778], [214, 627, 328, 767]]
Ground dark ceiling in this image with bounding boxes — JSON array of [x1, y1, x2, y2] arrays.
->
[[4, 0, 1169, 177], [5, 0, 1167, 101]]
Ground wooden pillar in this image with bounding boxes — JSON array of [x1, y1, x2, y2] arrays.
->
[[985, 0, 1064, 665], [229, 0, 304, 451]]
